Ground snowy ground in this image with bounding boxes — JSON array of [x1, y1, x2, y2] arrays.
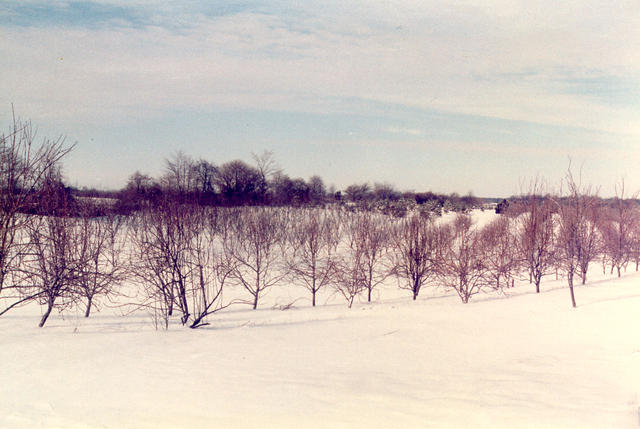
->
[[2, 211, 640, 428], [2, 268, 640, 428]]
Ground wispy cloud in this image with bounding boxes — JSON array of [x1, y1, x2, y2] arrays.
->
[[2, 1, 638, 133]]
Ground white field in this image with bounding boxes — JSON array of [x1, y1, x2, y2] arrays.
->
[[1, 211, 640, 428]]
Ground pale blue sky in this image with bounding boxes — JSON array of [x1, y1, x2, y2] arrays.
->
[[1, 0, 639, 197]]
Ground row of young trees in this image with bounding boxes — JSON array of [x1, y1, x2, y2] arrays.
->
[[3, 188, 639, 328], [2, 115, 640, 328]]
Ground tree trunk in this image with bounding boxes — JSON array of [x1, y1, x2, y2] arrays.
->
[[84, 295, 93, 318], [253, 290, 259, 310], [412, 279, 420, 300], [311, 274, 317, 307], [253, 272, 261, 310], [568, 273, 576, 308], [39, 299, 54, 328]]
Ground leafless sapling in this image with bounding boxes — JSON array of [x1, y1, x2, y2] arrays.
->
[[224, 206, 289, 309], [21, 172, 84, 327], [437, 214, 488, 303], [128, 198, 199, 327], [185, 207, 235, 328], [553, 168, 599, 307], [513, 179, 556, 293], [599, 179, 637, 277], [286, 207, 341, 306], [73, 209, 126, 317], [351, 211, 392, 302], [390, 214, 444, 300], [479, 216, 517, 290]]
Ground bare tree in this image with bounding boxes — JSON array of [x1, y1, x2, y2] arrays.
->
[[128, 198, 198, 327], [224, 207, 289, 309], [334, 235, 366, 308], [252, 150, 280, 200], [185, 207, 234, 328], [344, 183, 371, 203], [215, 160, 264, 204], [27, 217, 83, 327], [479, 216, 517, 290], [0, 111, 73, 316], [73, 210, 126, 317], [599, 179, 637, 277], [437, 215, 487, 303], [390, 214, 444, 300], [512, 179, 556, 293], [129, 202, 235, 329], [252, 150, 280, 183], [126, 171, 155, 194], [20, 171, 84, 327], [163, 151, 197, 195], [308, 175, 326, 204], [576, 195, 602, 285], [629, 214, 640, 272], [192, 159, 217, 194], [286, 208, 341, 306], [336, 211, 391, 303], [554, 168, 599, 307]]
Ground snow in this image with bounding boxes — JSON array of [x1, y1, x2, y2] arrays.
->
[[2, 211, 640, 428]]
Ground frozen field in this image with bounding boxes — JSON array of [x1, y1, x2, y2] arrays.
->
[[2, 263, 640, 428]]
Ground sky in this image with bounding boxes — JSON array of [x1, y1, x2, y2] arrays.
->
[[1, 0, 639, 197]]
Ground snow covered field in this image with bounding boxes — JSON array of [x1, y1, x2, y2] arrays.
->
[[2, 262, 640, 428]]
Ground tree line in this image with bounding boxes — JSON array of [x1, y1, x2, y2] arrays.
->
[[2, 115, 640, 328], [70, 150, 484, 217]]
